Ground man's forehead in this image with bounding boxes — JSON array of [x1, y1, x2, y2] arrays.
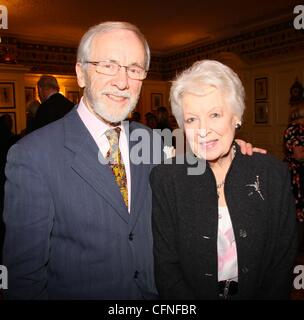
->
[[90, 30, 145, 64], [92, 29, 141, 46]]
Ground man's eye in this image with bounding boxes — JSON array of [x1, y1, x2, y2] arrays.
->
[[128, 67, 140, 74], [102, 63, 114, 69]]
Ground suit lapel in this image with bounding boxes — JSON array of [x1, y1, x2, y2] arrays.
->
[[127, 122, 149, 227], [64, 110, 129, 223]]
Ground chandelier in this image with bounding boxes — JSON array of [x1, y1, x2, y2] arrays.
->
[[0, 36, 16, 63]]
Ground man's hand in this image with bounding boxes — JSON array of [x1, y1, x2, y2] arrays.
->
[[235, 139, 267, 156]]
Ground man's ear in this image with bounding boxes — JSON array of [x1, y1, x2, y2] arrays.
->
[[76, 63, 86, 88]]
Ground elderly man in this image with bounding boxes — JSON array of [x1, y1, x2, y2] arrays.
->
[[3, 21, 261, 300]]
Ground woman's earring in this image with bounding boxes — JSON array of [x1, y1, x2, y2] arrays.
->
[[235, 123, 241, 129]]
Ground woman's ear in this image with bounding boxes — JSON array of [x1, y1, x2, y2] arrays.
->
[[235, 122, 242, 129], [233, 116, 242, 129]]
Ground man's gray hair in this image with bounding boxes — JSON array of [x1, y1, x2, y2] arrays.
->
[[77, 21, 151, 70], [37, 75, 59, 91], [170, 60, 245, 128]]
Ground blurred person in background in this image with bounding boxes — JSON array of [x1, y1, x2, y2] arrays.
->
[[31, 75, 74, 131]]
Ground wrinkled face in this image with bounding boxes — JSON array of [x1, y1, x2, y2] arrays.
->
[[76, 29, 145, 123], [182, 86, 239, 161]]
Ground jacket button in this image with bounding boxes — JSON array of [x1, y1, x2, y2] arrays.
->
[[239, 229, 247, 238], [241, 266, 249, 274], [129, 232, 134, 241], [134, 270, 139, 279]]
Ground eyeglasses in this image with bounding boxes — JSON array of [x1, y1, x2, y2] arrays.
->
[[84, 60, 147, 80]]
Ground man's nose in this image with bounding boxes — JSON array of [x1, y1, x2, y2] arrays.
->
[[111, 66, 129, 90]]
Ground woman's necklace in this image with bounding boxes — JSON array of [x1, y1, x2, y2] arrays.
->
[[214, 146, 235, 199], [216, 180, 225, 198], [216, 180, 225, 189]]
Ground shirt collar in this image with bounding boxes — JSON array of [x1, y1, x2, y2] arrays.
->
[[77, 97, 125, 138]]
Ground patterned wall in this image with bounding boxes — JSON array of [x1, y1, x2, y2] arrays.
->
[[159, 20, 304, 80], [1, 19, 303, 80]]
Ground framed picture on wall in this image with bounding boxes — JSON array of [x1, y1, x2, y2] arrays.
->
[[255, 77, 268, 100], [25, 87, 36, 104], [151, 93, 163, 111], [67, 91, 80, 105], [0, 82, 15, 109], [255, 102, 268, 124], [0, 112, 17, 134]]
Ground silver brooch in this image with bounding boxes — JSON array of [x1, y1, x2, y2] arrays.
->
[[245, 175, 265, 200]]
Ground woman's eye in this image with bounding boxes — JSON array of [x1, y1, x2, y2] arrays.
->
[[185, 118, 195, 124], [210, 113, 221, 118]]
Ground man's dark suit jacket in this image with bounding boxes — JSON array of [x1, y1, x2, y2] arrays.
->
[[3, 109, 159, 299], [32, 92, 74, 131]]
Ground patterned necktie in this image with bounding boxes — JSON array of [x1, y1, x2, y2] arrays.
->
[[105, 127, 128, 208]]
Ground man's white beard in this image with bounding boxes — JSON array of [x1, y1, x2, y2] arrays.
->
[[86, 89, 139, 123]]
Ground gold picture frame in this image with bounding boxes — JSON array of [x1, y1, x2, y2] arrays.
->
[[25, 87, 36, 104], [255, 77, 268, 100], [0, 82, 15, 109], [255, 102, 268, 124], [151, 93, 163, 111], [67, 91, 80, 105]]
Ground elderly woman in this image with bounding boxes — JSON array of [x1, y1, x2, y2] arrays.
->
[[150, 60, 297, 300]]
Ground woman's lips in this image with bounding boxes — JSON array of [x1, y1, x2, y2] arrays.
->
[[200, 139, 218, 150]]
